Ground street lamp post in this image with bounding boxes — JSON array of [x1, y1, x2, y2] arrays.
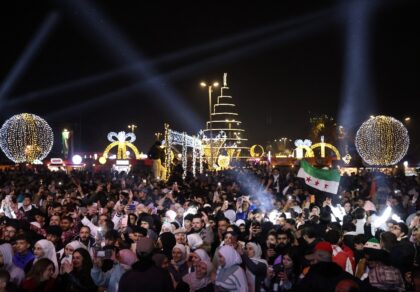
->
[[200, 81, 219, 168], [128, 124, 137, 133]]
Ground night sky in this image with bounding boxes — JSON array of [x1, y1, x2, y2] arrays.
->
[[0, 0, 418, 161]]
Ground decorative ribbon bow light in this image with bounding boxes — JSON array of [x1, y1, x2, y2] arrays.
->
[[294, 139, 313, 159], [102, 131, 141, 160]]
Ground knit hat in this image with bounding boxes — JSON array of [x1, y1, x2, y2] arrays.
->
[[314, 241, 333, 254], [364, 238, 381, 250], [364, 237, 388, 261]]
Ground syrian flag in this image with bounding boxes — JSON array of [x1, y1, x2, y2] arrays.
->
[[297, 160, 341, 194]]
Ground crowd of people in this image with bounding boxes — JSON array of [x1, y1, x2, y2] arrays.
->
[[0, 161, 419, 291]]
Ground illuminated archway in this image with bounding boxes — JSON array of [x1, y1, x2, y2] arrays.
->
[[164, 124, 203, 179], [310, 136, 341, 160]]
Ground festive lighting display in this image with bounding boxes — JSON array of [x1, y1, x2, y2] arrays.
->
[[310, 136, 341, 159], [164, 123, 203, 179], [293, 139, 314, 159], [102, 131, 140, 161], [217, 154, 230, 169], [0, 113, 53, 163], [355, 116, 409, 166], [202, 73, 250, 160], [72, 154, 82, 164], [250, 145, 264, 158]]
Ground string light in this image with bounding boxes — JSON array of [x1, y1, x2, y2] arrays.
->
[[0, 113, 53, 163], [355, 115, 409, 166]]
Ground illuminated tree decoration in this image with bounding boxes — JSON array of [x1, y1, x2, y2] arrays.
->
[[355, 116, 409, 166], [0, 113, 53, 163]]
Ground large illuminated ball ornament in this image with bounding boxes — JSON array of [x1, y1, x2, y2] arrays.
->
[[355, 115, 409, 166], [0, 113, 54, 163]]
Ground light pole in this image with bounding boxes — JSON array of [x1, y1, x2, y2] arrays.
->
[[128, 124, 137, 133], [200, 81, 219, 168]]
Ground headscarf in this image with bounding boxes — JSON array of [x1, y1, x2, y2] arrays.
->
[[160, 222, 174, 234], [34, 239, 59, 278], [0, 243, 25, 285], [182, 260, 212, 291], [246, 242, 268, 265], [0, 243, 14, 269], [216, 245, 242, 284], [218, 245, 242, 269], [194, 249, 211, 263], [172, 244, 187, 267], [60, 240, 88, 264], [187, 233, 203, 251], [245, 242, 268, 291]]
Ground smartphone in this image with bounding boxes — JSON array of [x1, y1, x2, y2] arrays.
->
[[273, 263, 285, 274], [96, 249, 112, 259], [310, 195, 315, 204], [127, 204, 136, 213]]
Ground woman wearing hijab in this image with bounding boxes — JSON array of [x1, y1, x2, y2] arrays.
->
[[187, 249, 211, 274], [215, 245, 248, 292], [168, 244, 189, 285], [58, 241, 87, 265], [0, 243, 25, 286], [33, 240, 59, 278], [180, 260, 213, 292], [242, 242, 268, 292]]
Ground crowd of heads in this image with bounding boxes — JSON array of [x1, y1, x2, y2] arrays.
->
[[0, 163, 419, 291]]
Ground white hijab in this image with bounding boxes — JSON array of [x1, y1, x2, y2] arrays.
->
[[194, 249, 211, 262], [59, 241, 88, 264], [246, 242, 268, 265], [219, 245, 242, 269], [34, 239, 59, 278]]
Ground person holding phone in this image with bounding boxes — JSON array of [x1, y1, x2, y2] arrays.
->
[[91, 248, 137, 292], [265, 251, 298, 291], [241, 242, 268, 292], [57, 248, 97, 292]]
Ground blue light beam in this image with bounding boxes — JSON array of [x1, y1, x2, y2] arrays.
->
[[0, 12, 59, 101]]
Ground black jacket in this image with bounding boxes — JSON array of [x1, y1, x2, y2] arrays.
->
[[118, 257, 174, 292]]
